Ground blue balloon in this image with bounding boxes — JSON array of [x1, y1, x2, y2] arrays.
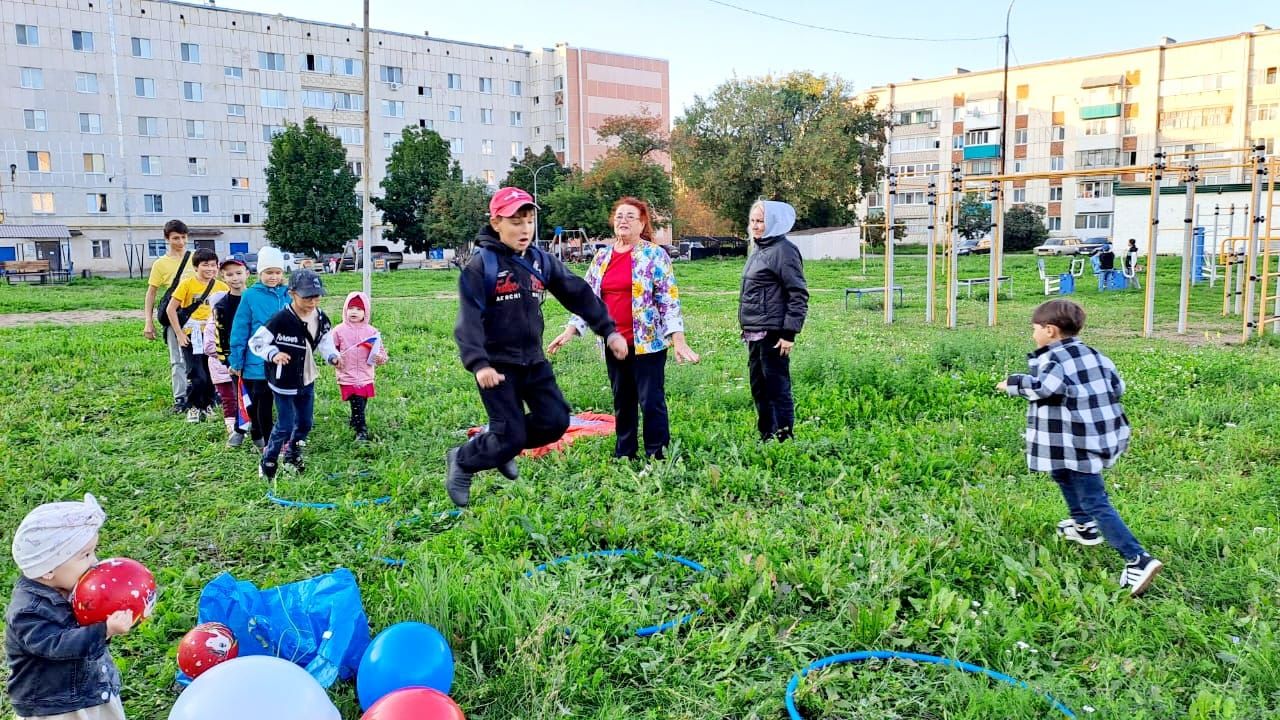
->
[[357, 622, 455, 710]]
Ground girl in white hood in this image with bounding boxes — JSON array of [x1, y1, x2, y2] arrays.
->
[[331, 292, 389, 441]]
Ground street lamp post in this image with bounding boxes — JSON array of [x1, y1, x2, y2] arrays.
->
[[513, 161, 557, 244]]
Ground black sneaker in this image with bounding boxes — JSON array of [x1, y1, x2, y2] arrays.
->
[[259, 459, 278, 480], [1120, 553, 1163, 597], [354, 429, 370, 443], [444, 447, 473, 507], [172, 400, 188, 415], [1056, 519, 1104, 547], [497, 457, 519, 481], [284, 440, 306, 473]]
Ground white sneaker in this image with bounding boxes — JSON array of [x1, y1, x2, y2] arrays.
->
[[1119, 553, 1163, 597], [186, 407, 201, 423]]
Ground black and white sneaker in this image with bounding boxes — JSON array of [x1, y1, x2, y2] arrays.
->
[[259, 459, 278, 480], [1120, 553, 1163, 597], [444, 447, 473, 507], [1056, 519, 1104, 546], [284, 440, 306, 473]]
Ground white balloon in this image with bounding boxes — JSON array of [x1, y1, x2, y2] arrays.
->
[[169, 655, 340, 720]]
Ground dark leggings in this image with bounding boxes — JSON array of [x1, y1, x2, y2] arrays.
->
[[242, 378, 275, 443]]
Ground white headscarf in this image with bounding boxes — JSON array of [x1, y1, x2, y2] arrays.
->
[[11, 493, 105, 579]]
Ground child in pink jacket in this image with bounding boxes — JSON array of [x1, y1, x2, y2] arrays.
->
[[332, 292, 389, 442], [205, 288, 246, 447]]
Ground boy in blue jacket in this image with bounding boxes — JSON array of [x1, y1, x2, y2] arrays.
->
[[229, 247, 290, 451]]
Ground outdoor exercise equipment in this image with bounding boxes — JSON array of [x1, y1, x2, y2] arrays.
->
[[357, 622, 455, 710], [71, 557, 157, 626], [168, 655, 340, 720]]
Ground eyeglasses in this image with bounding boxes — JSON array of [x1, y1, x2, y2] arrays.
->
[[614, 214, 640, 221]]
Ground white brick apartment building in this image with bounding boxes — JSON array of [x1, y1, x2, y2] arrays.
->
[[1, 0, 670, 275]]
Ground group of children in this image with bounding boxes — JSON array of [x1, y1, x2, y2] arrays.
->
[[6, 191, 1162, 719]]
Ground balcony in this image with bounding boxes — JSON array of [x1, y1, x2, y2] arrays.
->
[[963, 144, 1001, 160], [1080, 103, 1122, 120], [964, 110, 1003, 130]]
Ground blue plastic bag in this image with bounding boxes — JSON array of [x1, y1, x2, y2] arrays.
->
[[176, 568, 370, 689]]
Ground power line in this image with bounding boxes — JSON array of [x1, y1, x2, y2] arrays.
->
[[702, 0, 1003, 42]]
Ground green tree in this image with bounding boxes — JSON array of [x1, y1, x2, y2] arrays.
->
[[501, 145, 569, 200], [542, 171, 605, 238], [426, 172, 492, 253], [263, 117, 361, 255], [672, 71, 886, 230], [540, 155, 675, 239], [596, 112, 669, 161], [372, 126, 452, 253], [1003, 203, 1050, 251], [956, 192, 992, 240], [863, 209, 907, 249]]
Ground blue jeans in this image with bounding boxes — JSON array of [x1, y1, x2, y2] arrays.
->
[[264, 385, 314, 463], [1051, 468, 1144, 559]]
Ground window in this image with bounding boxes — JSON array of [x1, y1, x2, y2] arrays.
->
[[1051, 125, 1066, 141], [382, 100, 404, 118], [510, 111, 523, 127], [225, 66, 244, 79], [140, 156, 161, 174], [1123, 151, 1138, 166], [192, 195, 210, 214], [186, 120, 206, 139], [1049, 186, 1063, 201], [183, 82, 203, 102], [80, 113, 102, 134], [895, 109, 937, 125], [1074, 213, 1112, 230], [1159, 106, 1232, 130], [1012, 160, 1025, 173], [181, 42, 200, 63], [449, 137, 464, 154], [483, 170, 497, 186], [16, 24, 39, 46], [1075, 148, 1121, 168], [551, 75, 564, 91], [188, 157, 207, 176], [147, 239, 166, 257], [479, 108, 493, 124], [383, 132, 398, 150], [966, 160, 995, 175], [1083, 119, 1112, 136], [131, 37, 151, 58], [952, 135, 964, 150], [1050, 156, 1065, 171], [263, 125, 286, 141], [896, 191, 927, 205], [447, 73, 462, 90], [259, 52, 286, 71], [138, 117, 161, 136], [91, 239, 111, 257], [1123, 118, 1137, 136], [304, 54, 332, 73], [32, 193, 55, 214], [419, 86, 432, 97], [511, 141, 524, 158], [337, 57, 361, 76], [346, 161, 363, 178], [229, 140, 247, 153], [232, 177, 250, 188], [233, 214, 251, 224], [556, 136, 566, 152], [144, 194, 164, 213], [379, 65, 403, 84], [333, 126, 363, 145], [20, 67, 43, 89], [1250, 103, 1279, 122], [302, 90, 330, 109], [449, 106, 463, 122], [74, 72, 99, 94], [27, 151, 51, 173], [260, 89, 287, 108], [1077, 180, 1114, 199], [890, 162, 940, 177], [478, 77, 493, 93], [1014, 128, 1028, 145], [1159, 72, 1236, 96], [891, 136, 938, 153], [228, 104, 246, 117], [72, 30, 94, 51], [964, 129, 993, 145], [86, 193, 108, 213], [556, 106, 565, 122], [134, 77, 156, 98], [83, 153, 105, 174], [1047, 216, 1062, 231], [481, 139, 494, 155], [509, 80, 522, 96], [23, 109, 47, 131], [1266, 67, 1278, 85], [1011, 188, 1027, 203], [335, 92, 363, 111]]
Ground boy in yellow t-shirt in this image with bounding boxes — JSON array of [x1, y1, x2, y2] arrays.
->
[[166, 249, 228, 422], [144, 220, 194, 412]]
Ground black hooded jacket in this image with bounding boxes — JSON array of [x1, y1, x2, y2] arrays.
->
[[738, 233, 809, 340], [455, 225, 616, 372]]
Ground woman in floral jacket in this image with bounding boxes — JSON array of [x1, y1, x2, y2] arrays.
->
[[548, 197, 699, 459]]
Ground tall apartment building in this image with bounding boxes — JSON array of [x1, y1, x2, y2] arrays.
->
[[858, 25, 1280, 244], [1, 0, 669, 274]]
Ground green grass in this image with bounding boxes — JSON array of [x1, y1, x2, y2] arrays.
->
[[1, 256, 1278, 719]]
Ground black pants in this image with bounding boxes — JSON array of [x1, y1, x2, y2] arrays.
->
[[748, 332, 794, 441], [181, 343, 216, 411], [348, 396, 368, 432], [605, 346, 669, 459], [457, 361, 570, 472], [243, 378, 275, 443]]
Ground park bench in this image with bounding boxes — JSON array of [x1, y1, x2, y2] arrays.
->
[[844, 285, 904, 310], [956, 276, 1013, 299], [4, 260, 70, 285]]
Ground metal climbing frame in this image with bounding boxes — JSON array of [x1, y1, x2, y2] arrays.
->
[[1254, 157, 1280, 337]]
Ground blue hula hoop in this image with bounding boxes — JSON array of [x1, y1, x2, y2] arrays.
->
[[377, 510, 466, 567], [524, 549, 707, 637], [266, 492, 392, 510], [784, 650, 1077, 719]]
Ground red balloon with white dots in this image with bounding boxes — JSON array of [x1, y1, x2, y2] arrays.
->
[[70, 557, 157, 627], [177, 622, 240, 679]]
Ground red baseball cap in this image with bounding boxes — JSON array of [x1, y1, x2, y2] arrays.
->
[[489, 187, 538, 218]]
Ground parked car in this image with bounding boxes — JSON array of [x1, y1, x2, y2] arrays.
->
[[955, 237, 991, 256], [340, 245, 403, 271], [233, 252, 257, 273], [1035, 237, 1106, 256]]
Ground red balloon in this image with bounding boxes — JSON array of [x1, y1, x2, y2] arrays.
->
[[177, 622, 240, 679], [70, 558, 157, 627], [361, 687, 465, 720]]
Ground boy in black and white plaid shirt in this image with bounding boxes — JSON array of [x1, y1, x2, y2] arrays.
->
[[998, 299, 1162, 597]]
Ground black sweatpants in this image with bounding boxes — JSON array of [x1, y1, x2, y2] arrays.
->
[[456, 361, 571, 472], [605, 346, 669, 459], [748, 331, 794, 441], [181, 343, 216, 411], [242, 378, 275, 443]]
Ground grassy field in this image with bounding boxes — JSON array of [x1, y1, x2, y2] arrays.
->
[[1, 254, 1277, 719]]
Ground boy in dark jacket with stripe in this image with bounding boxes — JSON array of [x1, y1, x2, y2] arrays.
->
[[249, 269, 340, 479], [446, 188, 627, 507], [998, 299, 1162, 597]]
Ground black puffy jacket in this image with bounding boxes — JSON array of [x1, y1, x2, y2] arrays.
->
[[738, 235, 809, 340]]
